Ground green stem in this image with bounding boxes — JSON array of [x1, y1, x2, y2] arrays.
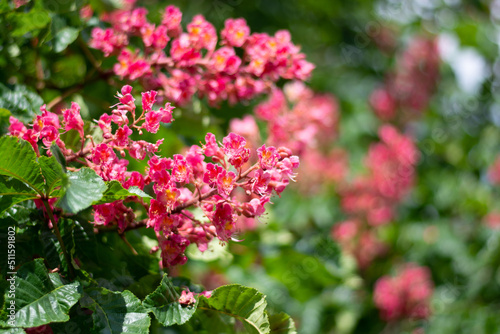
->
[[42, 199, 75, 279]]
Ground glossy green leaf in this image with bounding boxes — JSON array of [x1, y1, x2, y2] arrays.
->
[[0, 176, 38, 215], [0, 137, 45, 196], [196, 284, 270, 334], [57, 168, 106, 213], [53, 27, 79, 53], [1, 259, 81, 328], [269, 313, 297, 334], [143, 274, 197, 326], [92, 180, 151, 205], [38, 156, 66, 197], [80, 288, 151, 334], [49, 143, 67, 174], [0, 328, 26, 334], [0, 85, 42, 123]]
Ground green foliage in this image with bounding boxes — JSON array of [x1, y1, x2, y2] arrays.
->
[[268, 313, 297, 334], [143, 274, 197, 326], [195, 284, 271, 334], [0, 136, 46, 196], [0, 0, 499, 333], [0, 175, 38, 215], [0, 259, 81, 328], [0, 84, 42, 126], [93, 180, 151, 206], [80, 288, 151, 334], [57, 168, 106, 213]]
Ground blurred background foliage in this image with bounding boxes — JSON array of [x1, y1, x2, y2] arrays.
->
[[2, 0, 500, 333]]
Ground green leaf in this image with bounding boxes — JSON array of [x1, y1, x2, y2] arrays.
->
[[143, 274, 196, 327], [0, 108, 11, 133], [50, 143, 67, 174], [72, 219, 98, 263], [269, 313, 297, 334], [80, 288, 151, 334], [196, 284, 270, 334], [92, 180, 151, 205], [0, 328, 26, 334], [7, 3, 51, 37], [57, 168, 106, 213], [38, 156, 66, 197], [0, 176, 38, 215], [53, 27, 79, 53], [0, 84, 43, 123], [0, 137, 45, 196], [1, 258, 81, 328]]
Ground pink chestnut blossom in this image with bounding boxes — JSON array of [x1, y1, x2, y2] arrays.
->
[[212, 202, 236, 242], [222, 133, 250, 168], [141, 90, 157, 111], [8, 116, 27, 137], [144, 110, 162, 133], [374, 264, 434, 321], [187, 15, 217, 51], [162, 5, 182, 37], [203, 163, 223, 187], [257, 144, 279, 170], [179, 290, 196, 306], [221, 18, 250, 47], [216, 169, 236, 198], [158, 232, 190, 267]]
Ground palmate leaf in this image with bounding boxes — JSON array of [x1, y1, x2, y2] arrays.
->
[[196, 284, 270, 334], [0, 259, 81, 328], [80, 287, 151, 334], [143, 274, 197, 326]]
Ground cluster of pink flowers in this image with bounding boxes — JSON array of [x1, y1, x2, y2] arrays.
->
[[89, 4, 314, 106], [331, 220, 387, 269], [373, 264, 434, 321], [332, 125, 418, 268], [8, 86, 299, 269], [230, 81, 344, 194], [226, 81, 343, 230], [369, 37, 439, 121], [340, 125, 418, 226], [8, 102, 84, 157]]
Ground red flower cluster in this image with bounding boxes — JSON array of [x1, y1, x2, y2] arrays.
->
[[369, 37, 440, 121], [230, 81, 344, 193], [332, 125, 418, 268], [8, 103, 84, 156], [373, 264, 434, 321], [340, 125, 418, 227], [8, 86, 299, 269], [89, 5, 314, 106], [331, 220, 386, 269]]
